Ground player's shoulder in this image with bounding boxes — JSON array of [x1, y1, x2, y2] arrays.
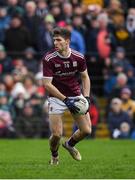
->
[[43, 50, 57, 62], [71, 49, 85, 59]]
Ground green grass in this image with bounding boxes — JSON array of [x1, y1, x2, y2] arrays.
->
[[0, 139, 135, 179]]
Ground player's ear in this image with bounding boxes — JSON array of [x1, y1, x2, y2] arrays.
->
[[66, 39, 70, 45]]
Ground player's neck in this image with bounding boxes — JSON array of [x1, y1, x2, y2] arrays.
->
[[59, 48, 71, 58]]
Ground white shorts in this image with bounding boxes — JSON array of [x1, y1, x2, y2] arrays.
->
[[48, 95, 82, 115]]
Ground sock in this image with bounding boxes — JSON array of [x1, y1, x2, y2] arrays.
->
[[51, 150, 58, 158], [50, 135, 60, 158], [68, 137, 78, 147]]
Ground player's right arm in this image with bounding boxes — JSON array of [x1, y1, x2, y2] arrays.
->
[[42, 54, 66, 101], [43, 78, 80, 114], [43, 77, 66, 101]]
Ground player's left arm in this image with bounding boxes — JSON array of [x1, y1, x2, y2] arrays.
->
[[80, 69, 91, 97]]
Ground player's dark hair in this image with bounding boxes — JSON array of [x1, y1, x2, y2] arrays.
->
[[52, 27, 71, 39]]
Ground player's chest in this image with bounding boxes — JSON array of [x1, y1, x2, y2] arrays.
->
[[53, 60, 78, 72]]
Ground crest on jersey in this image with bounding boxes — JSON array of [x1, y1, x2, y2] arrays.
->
[[73, 61, 77, 67], [55, 64, 61, 68]]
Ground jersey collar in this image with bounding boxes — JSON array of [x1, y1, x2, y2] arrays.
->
[[56, 48, 71, 59]]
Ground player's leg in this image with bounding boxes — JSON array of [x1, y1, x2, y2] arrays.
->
[[63, 113, 91, 161], [69, 113, 91, 143], [49, 114, 63, 165], [48, 97, 67, 164]]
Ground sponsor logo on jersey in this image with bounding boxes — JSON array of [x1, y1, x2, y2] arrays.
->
[[55, 70, 77, 76], [73, 61, 77, 67]]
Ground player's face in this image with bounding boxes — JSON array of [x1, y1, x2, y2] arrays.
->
[[53, 36, 69, 53]]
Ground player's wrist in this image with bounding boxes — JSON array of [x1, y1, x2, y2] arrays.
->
[[85, 96, 90, 105], [63, 97, 68, 103], [63, 97, 80, 114]]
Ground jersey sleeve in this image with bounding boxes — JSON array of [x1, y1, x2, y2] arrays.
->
[[42, 58, 53, 78], [78, 56, 87, 72]]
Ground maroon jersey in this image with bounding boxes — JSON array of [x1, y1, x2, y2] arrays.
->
[[42, 49, 87, 97]]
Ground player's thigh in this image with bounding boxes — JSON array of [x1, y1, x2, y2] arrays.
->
[[72, 113, 91, 133], [49, 114, 63, 136]]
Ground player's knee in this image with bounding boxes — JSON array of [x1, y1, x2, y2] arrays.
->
[[51, 129, 62, 139], [82, 128, 92, 137], [52, 133, 62, 140]]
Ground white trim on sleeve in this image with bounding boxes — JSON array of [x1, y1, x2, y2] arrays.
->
[[42, 76, 53, 79]]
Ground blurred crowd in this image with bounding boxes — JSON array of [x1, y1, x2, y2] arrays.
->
[[0, 0, 135, 139]]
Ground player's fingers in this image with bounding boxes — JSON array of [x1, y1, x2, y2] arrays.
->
[[70, 108, 79, 114], [74, 98, 80, 102], [72, 106, 80, 113]]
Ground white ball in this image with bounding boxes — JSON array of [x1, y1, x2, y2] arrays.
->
[[74, 96, 89, 115]]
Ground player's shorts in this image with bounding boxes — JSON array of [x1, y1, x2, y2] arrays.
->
[[48, 95, 82, 115]]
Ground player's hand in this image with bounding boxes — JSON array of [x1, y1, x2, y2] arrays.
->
[[85, 96, 90, 113], [63, 97, 80, 114]]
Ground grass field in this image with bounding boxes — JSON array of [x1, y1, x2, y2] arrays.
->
[[0, 139, 135, 179]]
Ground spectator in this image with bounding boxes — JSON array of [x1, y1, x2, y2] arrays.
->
[[72, 14, 86, 37], [0, 109, 14, 138], [15, 102, 42, 138], [128, 8, 135, 16], [87, 4, 102, 20], [11, 69, 23, 83], [109, 0, 122, 9], [4, 15, 32, 58], [0, 44, 14, 76], [112, 47, 133, 72], [97, 12, 112, 60], [7, 0, 24, 16], [126, 11, 135, 34], [118, 122, 131, 139], [0, 81, 6, 92], [62, 2, 73, 22], [86, 16, 99, 59], [120, 87, 135, 121], [22, 74, 37, 99], [3, 74, 14, 93], [112, 9, 135, 54], [126, 8, 135, 54], [107, 98, 132, 139], [0, 7, 11, 43], [37, 14, 55, 55], [0, 90, 15, 123], [103, 62, 124, 96], [108, 73, 128, 100], [13, 57, 28, 75], [23, 1, 41, 49], [73, 5, 84, 16], [125, 66, 135, 93], [50, 3, 62, 23], [11, 81, 26, 99], [11, 81, 27, 118], [0, 91, 10, 111], [23, 47, 38, 73], [36, 0, 49, 19], [35, 72, 46, 97], [65, 20, 86, 54]]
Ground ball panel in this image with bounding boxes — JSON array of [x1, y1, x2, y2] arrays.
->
[[74, 96, 89, 115]]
